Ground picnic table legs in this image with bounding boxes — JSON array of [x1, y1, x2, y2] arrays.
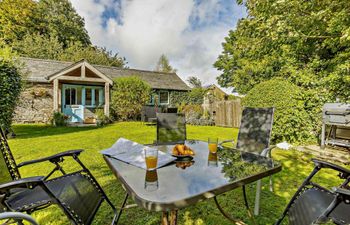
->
[[161, 210, 178, 225]]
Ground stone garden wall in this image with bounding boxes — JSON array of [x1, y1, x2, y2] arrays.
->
[[13, 83, 53, 123]]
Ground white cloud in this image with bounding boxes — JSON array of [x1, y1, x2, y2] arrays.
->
[[69, 0, 245, 92]]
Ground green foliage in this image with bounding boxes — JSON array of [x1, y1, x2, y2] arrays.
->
[[155, 54, 177, 73], [59, 42, 125, 67], [0, 0, 40, 43], [169, 88, 206, 106], [187, 76, 202, 88], [95, 108, 110, 127], [36, 0, 90, 47], [12, 33, 64, 59], [12, 33, 125, 67], [215, 0, 350, 102], [0, 51, 22, 129], [242, 78, 315, 144], [0, 0, 90, 46], [51, 112, 68, 127], [0, 0, 126, 67], [111, 76, 151, 121], [187, 88, 206, 105]]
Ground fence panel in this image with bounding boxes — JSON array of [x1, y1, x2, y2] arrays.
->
[[213, 100, 242, 128]]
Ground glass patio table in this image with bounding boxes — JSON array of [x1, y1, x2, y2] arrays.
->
[[103, 140, 282, 225]]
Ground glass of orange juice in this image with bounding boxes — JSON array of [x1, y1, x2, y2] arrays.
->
[[208, 138, 218, 153], [145, 170, 158, 191], [144, 147, 158, 170]]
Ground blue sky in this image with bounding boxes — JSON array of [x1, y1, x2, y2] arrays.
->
[[70, 0, 246, 92]]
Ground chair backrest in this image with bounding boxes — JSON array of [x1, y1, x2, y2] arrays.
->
[[143, 106, 157, 118], [156, 113, 186, 144], [236, 107, 274, 154], [0, 127, 20, 184]]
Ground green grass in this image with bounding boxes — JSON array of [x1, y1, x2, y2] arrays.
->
[[6, 122, 348, 225]]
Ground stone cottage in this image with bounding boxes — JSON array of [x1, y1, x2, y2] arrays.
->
[[14, 57, 190, 124]]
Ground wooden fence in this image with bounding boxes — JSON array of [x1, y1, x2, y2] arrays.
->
[[213, 100, 242, 128]]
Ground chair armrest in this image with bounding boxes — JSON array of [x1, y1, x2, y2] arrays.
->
[[333, 187, 350, 197], [0, 212, 38, 225], [260, 145, 276, 157], [17, 149, 84, 168], [312, 159, 350, 178], [0, 176, 44, 192], [219, 139, 235, 145]]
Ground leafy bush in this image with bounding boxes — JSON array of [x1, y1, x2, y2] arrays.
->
[[95, 108, 110, 126], [111, 76, 151, 121], [170, 88, 206, 106], [51, 112, 68, 127], [0, 53, 22, 129], [242, 78, 315, 144]]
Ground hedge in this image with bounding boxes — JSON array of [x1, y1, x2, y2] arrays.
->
[[242, 78, 314, 144]]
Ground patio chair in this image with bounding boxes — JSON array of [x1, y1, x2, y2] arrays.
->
[[219, 107, 275, 215], [276, 159, 350, 225], [156, 113, 186, 144], [0, 212, 38, 225], [0, 127, 118, 225]]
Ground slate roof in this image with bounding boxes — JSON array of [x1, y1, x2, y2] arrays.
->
[[20, 57, 190, 91]]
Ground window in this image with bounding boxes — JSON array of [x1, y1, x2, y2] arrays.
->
[[64, 88, 77, 105], [85, 88, 92, 105], [159, 91, 169, 104]]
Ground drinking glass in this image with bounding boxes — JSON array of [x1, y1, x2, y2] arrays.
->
[[144, 147, 158, 170], [144, 170, 158, 191], [208, 152, 218, 167], [208, 137, 218, 153]]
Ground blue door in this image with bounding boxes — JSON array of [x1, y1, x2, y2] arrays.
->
[[62, 85, 84, 123]]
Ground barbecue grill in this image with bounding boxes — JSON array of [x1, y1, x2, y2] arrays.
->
[[321, 103, 350, 149]]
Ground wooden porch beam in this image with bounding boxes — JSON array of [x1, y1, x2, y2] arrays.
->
[[81, 63, 86, 78], [53, 79, 59, 111], [58, 76, 105, 83], [104, 82, 110, 116]]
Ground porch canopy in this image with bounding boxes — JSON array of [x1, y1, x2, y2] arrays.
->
[[46, 60, 113, 122]]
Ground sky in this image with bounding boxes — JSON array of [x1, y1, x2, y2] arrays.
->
[[69, 0, 246, 93]]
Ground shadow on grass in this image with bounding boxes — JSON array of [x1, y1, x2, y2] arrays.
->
[[11, 124, 99, 139]]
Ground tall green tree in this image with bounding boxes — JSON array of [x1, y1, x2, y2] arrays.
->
[[214, 0, 350, 101], [59, 42, 125, 67], [0, 0, 90, 46], [155, 54, 177, 73], [36, 0, 91, 46], [187, 76, 202, 88], [0, 0, 40, 43]]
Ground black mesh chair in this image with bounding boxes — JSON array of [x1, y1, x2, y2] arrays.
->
[[141, 106, 158, 124], [0, 212, 38, 225], [276, 159, 350, 225], [0, 127, 118, 225], [156, 113, 186, 144], [219, 107, 274, 215]]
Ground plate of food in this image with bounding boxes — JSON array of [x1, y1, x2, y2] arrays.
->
[[172, 144, 195, 159]]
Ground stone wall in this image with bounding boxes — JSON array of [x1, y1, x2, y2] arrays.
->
[[13, 83, 53, 123]]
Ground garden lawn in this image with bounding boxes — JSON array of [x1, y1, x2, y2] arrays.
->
[[7, 122, 348, 225]]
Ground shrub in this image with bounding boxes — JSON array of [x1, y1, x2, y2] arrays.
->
[[111, 76, 151, 121], [0, 54, 22, 129], [242, 78, 315, 144], [51, 112, 68, 127], [95, 108, 110, 126]]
